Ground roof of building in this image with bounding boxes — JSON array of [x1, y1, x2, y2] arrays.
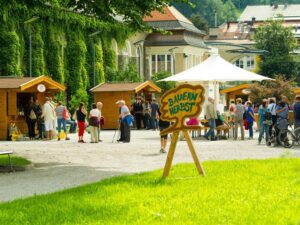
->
[[144, 6, 192, 24], [0, 77, 36, 89], [220, 84, 250, 94], [0, 76, 65, 91], [239, 4, 300, 22], [144, 6, 206, 35], [90, 81, 161, 93]]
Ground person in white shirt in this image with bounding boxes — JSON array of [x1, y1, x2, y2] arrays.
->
[[89, 103, 101, 143], [267, 98, 277, 141], [42, 97, 55, 140]]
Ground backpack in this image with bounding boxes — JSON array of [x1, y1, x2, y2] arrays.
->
[[29, 109, 37, 120]]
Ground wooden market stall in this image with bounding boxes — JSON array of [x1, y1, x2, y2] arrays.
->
[[0, 76, 65, 140], [220, 83, 251, 107], [91, 81, 161, 129]]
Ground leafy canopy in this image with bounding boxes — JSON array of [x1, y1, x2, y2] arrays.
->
[[249, 75, 296, 103], [255, 20, 297, 57], [23, 0, 189, 30], [190, 13, 208, 33], [254, 20, 298, 80]]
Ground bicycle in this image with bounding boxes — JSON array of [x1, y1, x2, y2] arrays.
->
[[277, 123, 300, 148], [268, 124, 278, 147]]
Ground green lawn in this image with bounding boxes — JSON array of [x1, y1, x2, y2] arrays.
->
[[0, 155, 31, 167], [0, 159, 299, 225]]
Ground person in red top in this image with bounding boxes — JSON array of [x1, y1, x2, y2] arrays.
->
[[76, 102, 87, 143]]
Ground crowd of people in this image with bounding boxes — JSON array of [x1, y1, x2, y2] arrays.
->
[[24, 97, 102, 143], [25, 97, 77, 141], [204, 95, 298, 146], [22, 93, 300, 153]]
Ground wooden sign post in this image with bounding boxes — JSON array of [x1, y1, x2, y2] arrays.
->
[[160, 84, 206, 178]]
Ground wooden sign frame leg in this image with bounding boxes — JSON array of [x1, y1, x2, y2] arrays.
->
[[183, 130, 206, 176], [162, 130, 205, 178], [163, 132, 179, 178]]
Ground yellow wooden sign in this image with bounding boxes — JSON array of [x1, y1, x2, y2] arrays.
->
[[159, 84, 206, 178]]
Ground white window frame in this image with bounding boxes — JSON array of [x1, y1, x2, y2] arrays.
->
[[150, 54, 173, 76]]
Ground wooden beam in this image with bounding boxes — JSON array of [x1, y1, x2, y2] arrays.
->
[[162, 132, 179, 178], [183, 130, 205, 176]]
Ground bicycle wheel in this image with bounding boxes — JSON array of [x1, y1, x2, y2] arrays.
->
[[278, 129, 294, 148], [293, 127, 300, 145], [268, 127, 277, 146]]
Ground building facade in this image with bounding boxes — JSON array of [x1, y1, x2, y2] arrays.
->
[[206, 4, 300, 71], [110, 6, 214, 81]]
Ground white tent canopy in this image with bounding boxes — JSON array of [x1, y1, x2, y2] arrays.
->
[[159, 54, 273, 82]]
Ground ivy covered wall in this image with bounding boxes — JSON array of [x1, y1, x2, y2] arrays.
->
[[0, 1, 132, 108]]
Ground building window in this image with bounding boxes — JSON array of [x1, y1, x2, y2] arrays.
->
[[246, 56, 255, 69], [151, 54, 172, 76], [235, 58, 244, 68], [234, 56, 255, 70]]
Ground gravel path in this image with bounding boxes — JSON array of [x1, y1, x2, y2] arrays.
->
[[0, 130, 299, 202]]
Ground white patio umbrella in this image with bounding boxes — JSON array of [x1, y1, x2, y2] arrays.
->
[[159, 54, 273, 102]]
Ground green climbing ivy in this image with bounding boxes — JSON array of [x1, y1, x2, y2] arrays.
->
[[0, 1, 137, 110], [0, 29, 21, 76]]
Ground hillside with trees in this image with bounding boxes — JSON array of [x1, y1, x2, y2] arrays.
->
[[174, 0, 300, 28]]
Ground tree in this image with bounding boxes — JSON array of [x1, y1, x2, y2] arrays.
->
[[224, 0, 239, 22], [151, 71, 176, 93], [56, 0, 189, 30], [190, 13, 208, 33], [249, 75, 296, 103], [254, 20, 298, 80]]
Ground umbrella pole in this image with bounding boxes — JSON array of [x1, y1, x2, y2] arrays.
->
[[213, 80, 217, 108]]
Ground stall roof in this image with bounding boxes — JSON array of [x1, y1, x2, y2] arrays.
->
[[220, 84, 250, 94], [0, 76, 65, 91], [221, 84, 300, 95], [90, 81, 161, 93]]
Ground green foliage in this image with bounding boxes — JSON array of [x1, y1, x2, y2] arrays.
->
[[0, 29, 21, 76], [44, 25, 65, 83], [0, 159, 299, 224], [113, 60, 142, 82], [63, 0, 190, 30], [102, 40, 118, 82], [174, 1, 300, 26], [54, 92, 66, 104], [249, 75, 296, 103], [174, 0, 239, 27], [68, 89, 89, 112], [0, 1, 134, 108], [0, 155, 30, 167], [151, 71, 176, 93], [86, 40, 105, 88], [31, 25, 45, 76], [254, 20, 298, 79], [190, 13, 208, 33], [66, 33, 88, 95], [255, 20, 297, 56]]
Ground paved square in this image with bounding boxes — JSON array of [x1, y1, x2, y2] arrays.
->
[[0, 130, 299, 202]]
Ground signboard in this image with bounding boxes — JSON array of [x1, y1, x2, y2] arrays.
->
[[159, 84, 206, 178], [160, 84, 205, 135]]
